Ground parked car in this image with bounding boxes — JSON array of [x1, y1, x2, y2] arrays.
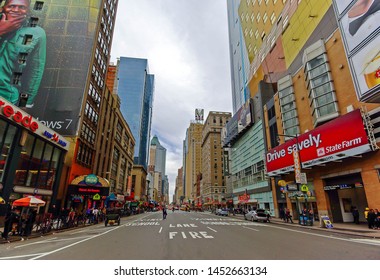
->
[[245, 209, 270, 222], [215, 208, 228, 216]]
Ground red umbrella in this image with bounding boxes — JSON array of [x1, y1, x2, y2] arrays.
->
[[13, 196, 46, 207]]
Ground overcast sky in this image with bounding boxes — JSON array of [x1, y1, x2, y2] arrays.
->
[[110, 0, 233, 199]]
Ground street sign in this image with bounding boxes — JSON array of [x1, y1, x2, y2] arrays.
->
[[301, 184, 309, 192], [300, 173, 307, 184], [293, 149, 301, 183], [320, 215, 333, 229]]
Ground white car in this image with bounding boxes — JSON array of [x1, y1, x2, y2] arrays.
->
[[215, 208, 228, 216], [245, 209, 270, 222]]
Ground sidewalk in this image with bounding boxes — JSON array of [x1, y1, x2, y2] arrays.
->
[[231, 214, 380, 239], [0, 222, 95, 244]]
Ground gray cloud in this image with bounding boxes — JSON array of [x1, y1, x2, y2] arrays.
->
[[111, 0, 232, 199]]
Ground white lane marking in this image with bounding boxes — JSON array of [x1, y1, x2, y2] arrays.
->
[[14, 237, 58, 248], [29, 226, 121, 260], [0, 214, 157, 260], [14, 235, 93, 248], [265, 225, 380, 246], [159, 227, 162, 233], [243, 226, 259, 232], [69, 230, 88, 235], [207, 227, 217, 233], [0, 253, 44, 260], [349, 238, 380, 245]]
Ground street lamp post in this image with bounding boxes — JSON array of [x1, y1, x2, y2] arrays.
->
[[276, 133, 307, 224]]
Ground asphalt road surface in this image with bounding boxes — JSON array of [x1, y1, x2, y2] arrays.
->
[[0, 210, 379, 260]]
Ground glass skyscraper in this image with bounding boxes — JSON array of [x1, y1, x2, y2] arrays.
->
[[115, 57, 155, 169]]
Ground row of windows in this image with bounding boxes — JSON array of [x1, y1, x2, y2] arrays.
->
[[81, 122, 96, 145], [101, 17, 112, 44], [276, 47, 338, 142], [98, 31, 110, 57], [0, 120, 62, 190], [304, 54, 338, 125], [76, 142, 94, 167], [92, 65, 105, 89], [12, 34, 34, 85], [84, 102, 99, 126], [279, 83, 299, 136], [88, 83, 101, 107], [95, 47, 107, 75], [246, 0, 275, 6]]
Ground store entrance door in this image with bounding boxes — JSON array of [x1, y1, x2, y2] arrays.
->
[[328, 190, 343, 222]]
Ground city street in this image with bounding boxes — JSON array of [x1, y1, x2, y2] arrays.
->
[[0, 211, 379, 260]]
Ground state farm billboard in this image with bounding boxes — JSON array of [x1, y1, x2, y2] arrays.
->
[[266, 109, 372, 176]]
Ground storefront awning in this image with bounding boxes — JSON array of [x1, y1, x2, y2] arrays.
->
[[70, 174, 110, 187]]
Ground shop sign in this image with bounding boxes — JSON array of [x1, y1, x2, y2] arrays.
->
[[238, 193, 250, 202], [93, 194, 101, 200], [301, 185, 309, 192], [321, 215, 333, 228], [43, 131, 67, 147], [286, 184, 298, 191], [266, 110, 372, 176], [85, 174, 99, 186], [323, 183, 360, 191], [78, 188, 100, 193], [0, 99, 38, 131]]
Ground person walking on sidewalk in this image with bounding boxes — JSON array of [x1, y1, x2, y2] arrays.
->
[[364, 207, 371, 228], [1, 204, 12, 239], [285, 208, 293, 223], [279, 208, 285, 221], [374, 209, 380, 229], [367, 209, 376, 229], [162, 206, 167, 220], [351, 206, 360, 224]]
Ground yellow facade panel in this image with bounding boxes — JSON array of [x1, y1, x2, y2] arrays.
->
[[282, 0, 332, 67]]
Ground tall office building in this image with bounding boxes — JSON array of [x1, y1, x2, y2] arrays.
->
[[201, 112, 231, 208], [183, 122, 203, 203], [148, 135, 167, 202], [227, 0, 380, 222], [149, 135, 166, 174], [174, 167, 183, 205], [227, 0, 251, 114], [0, 0, 124, 210], [114, 57, 155, 169]]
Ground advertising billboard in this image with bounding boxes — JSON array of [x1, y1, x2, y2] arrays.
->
[[222, 98, 253, 146], [333, 0, 380, 102], [0, 0, 101, 135], [195, 108, 204, 121], [266, 109, 372, 176]]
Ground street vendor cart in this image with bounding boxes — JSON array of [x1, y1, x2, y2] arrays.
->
[[104, 208, 120, 227]]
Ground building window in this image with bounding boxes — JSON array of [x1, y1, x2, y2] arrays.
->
[[13, 132, 61, 189], [261, 31, 266, 40], [304, 53, 338, 126], [270, 12, 276, 24], [30, 17, 39, 27], [263, 12, 268, 23], [34, 1, 44, 10], [23, 35, 33, 45], [0, 120, 17, 182], [278, 75, 299, 136], [12, 72, 22, 85], [18, 53, 28, 64]]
